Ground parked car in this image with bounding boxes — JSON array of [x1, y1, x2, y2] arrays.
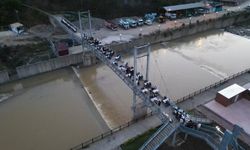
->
[[137, 18, 144, 26], [158, 15, 166, 23], [144, 19, 153, 25], [105, 20, 118, 31], [126, 18, 137, 28], [144, 13, 157, 25], [166, 13, 177, 20], [119, 19, 130, 29]]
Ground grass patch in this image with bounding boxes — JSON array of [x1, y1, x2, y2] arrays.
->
[[121, 126, 160, 150]]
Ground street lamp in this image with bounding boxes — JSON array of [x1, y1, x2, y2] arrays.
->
[[216, 11, 218, 17], [139, 28, 142, 36], [119, 33, 122, 41], [15, 10, 20, 22], [189, 17, 192, 24]]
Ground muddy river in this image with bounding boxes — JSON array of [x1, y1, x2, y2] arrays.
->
[[0, 68, 108, 150], [1, 29, 250, 150]]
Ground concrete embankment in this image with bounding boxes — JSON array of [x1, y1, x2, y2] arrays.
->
[[0, 52, 97, 85], [0, 70, 10, 84], [71, 66, 113, 129], [109, 11, 250, 51]]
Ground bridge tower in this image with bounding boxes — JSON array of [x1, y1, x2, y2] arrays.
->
[[132, 44, 151, 119], [218, 125, 244, 150]]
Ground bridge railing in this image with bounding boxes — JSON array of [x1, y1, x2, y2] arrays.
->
[[70, 112, 154, 150], [176, 68, 250, 104]]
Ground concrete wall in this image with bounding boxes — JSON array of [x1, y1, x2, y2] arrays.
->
[[16, 52, 96, 78], [109, 11, 250, 51], [0, 70, 10, 84]]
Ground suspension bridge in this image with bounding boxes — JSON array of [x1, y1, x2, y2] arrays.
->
[[22, 5, 248, 150]]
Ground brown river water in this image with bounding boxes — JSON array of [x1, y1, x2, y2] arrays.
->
[[1, 29, 250, 150], [0, 68, 108, 150]]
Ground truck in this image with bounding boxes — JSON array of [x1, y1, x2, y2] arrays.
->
[[144, 13, 157, 25], [119, 19, 130, 29]]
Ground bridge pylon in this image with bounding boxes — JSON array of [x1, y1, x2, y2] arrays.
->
[[132, 44, 151, 120]]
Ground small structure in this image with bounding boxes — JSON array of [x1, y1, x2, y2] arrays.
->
[[215, 84, 246, 106], [10, 22, 25, 34], [55, 42, 69, 56], [216, 0, 245, 6], [242, 83, 250, 100], [161, 1, 223, 19]]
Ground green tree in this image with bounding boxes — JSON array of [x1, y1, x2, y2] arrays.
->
[[0, 0, 22, 26]]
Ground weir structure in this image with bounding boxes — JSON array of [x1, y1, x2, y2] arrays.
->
[[21, 5, 247, 149]]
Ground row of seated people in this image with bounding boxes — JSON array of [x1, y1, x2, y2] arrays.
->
[[172, 106, 200, 129], [84, 35, 173, 108], [84, 35, 186, 125]]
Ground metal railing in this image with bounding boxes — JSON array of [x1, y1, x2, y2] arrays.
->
[[70, 112, 154, 150], [139, 121, 180, 150], [179, 125, 219, 150], [176, 68, 250, 104]]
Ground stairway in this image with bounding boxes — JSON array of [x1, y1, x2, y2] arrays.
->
[[139, 122, 180, 150]]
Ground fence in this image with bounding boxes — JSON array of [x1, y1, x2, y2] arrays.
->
[[70, 112, 154, 150], [16, 53, 83, 78], [0, 70, 10, 84], [176, 68, 250, 104]]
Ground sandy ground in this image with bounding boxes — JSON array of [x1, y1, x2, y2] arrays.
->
[[0, 31, 40, 46]]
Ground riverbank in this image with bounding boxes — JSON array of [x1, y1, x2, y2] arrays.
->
[[108, 9, 250, 51]]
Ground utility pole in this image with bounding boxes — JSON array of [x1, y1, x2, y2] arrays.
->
[[88, 10, 93, 37], [15, 10, 20, 22], [78, 11, 84, 53], [132, 43, 151, 119]]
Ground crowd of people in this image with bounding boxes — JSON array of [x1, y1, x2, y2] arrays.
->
[[82, 34, 199, 129]]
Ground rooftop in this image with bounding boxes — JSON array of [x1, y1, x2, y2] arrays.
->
[[10, 22, 24, 28], [163, 2, 205, 12], [218, 84, 246, 99], [205, 99, 250, 135], [243, 82, 250, 91]]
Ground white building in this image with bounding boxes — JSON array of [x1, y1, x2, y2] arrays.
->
[[10, 22, 25, 34]]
